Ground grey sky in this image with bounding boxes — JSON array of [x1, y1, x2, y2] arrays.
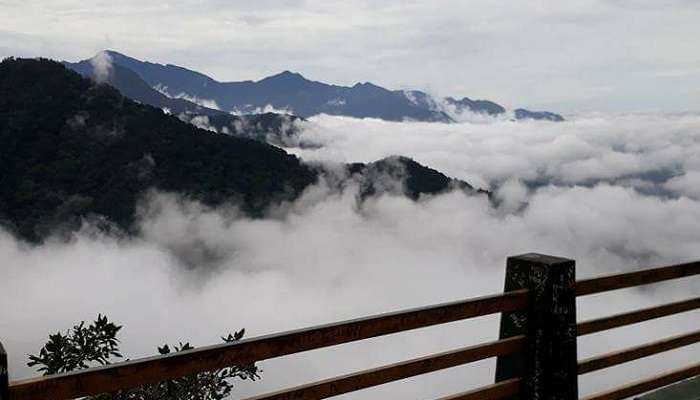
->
[[1, 0, 699, 112]]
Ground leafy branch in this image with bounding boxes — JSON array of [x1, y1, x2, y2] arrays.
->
[[28, 316, 259, 400]]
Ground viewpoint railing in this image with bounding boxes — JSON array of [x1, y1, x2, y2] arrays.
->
[[1, 253, 699, 400], [575, 260, 700, 400]]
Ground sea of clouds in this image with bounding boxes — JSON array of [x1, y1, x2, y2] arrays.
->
[[1, 112, 700, 398]]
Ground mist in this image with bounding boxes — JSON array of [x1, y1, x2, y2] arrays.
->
[[89, 50, 113, 83], [292, 112, 700, 194], [1, 113, 700, 398]]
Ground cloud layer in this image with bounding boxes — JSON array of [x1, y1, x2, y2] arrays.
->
[[1, 113, 700, 398], [292, 112, 700, 193]]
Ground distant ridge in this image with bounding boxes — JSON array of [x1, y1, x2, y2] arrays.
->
[[63, 55, 306, 143], [69, 50, 564, 122], [63, 56, 223, 117]]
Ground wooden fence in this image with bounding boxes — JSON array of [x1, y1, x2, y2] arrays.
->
[[1, 253, 699, 400]]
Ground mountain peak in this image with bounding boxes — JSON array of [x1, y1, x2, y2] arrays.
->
[[280, 70, 303, 77], [351, 81, 388, 95], [353, 81, 380, 88], [91, 50, 133, 62], [260, 70, 308, 83], [102, 49, 124, 57]]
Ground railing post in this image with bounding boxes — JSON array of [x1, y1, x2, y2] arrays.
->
[[495, 253, 578, 400], [1, 341, 9, 400]]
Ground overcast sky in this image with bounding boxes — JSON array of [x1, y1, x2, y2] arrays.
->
[[1, 0, 699, 112]]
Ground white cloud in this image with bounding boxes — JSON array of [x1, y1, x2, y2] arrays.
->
[[184, 114, 218, 133], [664, 170, 700, 199], [153, 84, 221, 110], [494, 178, 528, 213], [230, 104, 295, 116], [1, 180, 699, 398], [89, 50, 113, 82], [290, 112, 700, 191]]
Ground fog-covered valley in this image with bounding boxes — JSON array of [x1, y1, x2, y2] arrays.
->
[[2, 111, 699, 398]]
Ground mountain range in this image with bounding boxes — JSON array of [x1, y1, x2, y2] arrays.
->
[[64, 51, 564, 123], [0, 58, 483, 242], [64, 55, 302, 144]]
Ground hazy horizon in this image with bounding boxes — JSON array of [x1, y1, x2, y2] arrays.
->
[[2, 1, 700, 112]]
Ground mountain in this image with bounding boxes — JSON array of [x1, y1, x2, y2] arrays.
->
[[444, 97, 506, 116], [347, 156, 488, 200], [63, 57, 223, 117], [177, 112, 314, 147], [75, 51, 563, 122], [513, 108, 565, 122], [0, 58, 482, 242], [88, 51, 451, 122], [0, 57, 316, 241], [63, 57, 306, 143]]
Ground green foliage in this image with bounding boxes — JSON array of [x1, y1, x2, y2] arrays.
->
[[28, 316, 259, 400], [27, 314, 122, 374], [0, 58, 318, 242]]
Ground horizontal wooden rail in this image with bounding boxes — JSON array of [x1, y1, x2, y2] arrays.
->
[[245, 335, 524, 400], [434, 378, 521, 400], [577, 296, 700, 336], [576, 261, 700, 297], [581, 361, 700, 400], [9, 289, 528, 400], [578, 329, 700, 374]]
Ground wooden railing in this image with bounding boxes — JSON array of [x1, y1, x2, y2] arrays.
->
[[576, 260, 700, 400], [1, 254, 699, 400]]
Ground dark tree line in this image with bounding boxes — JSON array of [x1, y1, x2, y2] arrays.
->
[[0, 58, 317, 242]]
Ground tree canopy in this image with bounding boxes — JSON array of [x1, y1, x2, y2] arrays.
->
[[0, 58, 317, 241]]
